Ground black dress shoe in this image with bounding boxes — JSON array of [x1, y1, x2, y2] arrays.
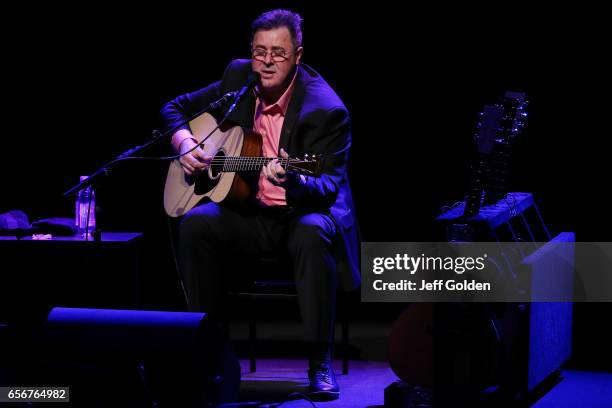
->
[[308, 363, 340, 400]]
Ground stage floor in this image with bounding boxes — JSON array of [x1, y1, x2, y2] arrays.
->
[[238, 359, 612, 408], [531, 369, 612, 408], [230, 321, 612, 407], [239, 359, 394, 407]]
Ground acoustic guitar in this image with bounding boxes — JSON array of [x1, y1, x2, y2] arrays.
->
[[164, 112, 321, 217]]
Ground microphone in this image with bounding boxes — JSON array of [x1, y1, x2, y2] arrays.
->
[[207, 92, 236, 110], [226, 72, 261, 114]]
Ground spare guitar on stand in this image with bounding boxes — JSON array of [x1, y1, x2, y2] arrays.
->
[[432, 91, 531, 408], [385, 91, 565, 408]]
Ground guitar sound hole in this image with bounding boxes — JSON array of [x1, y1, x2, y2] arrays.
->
[[209, 150, 225, 179], [193, 150, 224, 195]]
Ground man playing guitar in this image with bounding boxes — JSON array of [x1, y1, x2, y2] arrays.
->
[[160, 9, 359, 400]]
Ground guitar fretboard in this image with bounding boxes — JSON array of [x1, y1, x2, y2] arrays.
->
[[211, 157, 290, 172]]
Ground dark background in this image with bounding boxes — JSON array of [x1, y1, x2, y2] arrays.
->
[[1, 3, 610, 370]]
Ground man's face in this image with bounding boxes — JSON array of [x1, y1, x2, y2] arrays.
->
[[251, 27, 302, 94]]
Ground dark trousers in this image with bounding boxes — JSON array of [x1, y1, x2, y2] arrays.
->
[[177, 202, 338, 343]]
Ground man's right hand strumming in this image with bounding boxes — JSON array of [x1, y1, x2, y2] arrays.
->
[[173, 130, 212, 176]]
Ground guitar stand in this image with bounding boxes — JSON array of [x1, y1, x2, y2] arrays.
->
[[385, 193, 573, 408], [433, 192, 571, 407]]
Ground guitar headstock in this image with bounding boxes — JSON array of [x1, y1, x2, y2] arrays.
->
[[499, 91, 528, 141], [474, 91, 528, 154], [287, 154, 322, 177], [464, 91, 529, 217]]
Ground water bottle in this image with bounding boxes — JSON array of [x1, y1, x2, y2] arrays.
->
[[75, 176, 96, 238]]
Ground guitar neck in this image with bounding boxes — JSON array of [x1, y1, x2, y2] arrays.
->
[[212, 156, 290, 173], [463, 157, 488, 218]]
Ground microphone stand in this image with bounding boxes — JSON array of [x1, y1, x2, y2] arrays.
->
[[63, 91, 237, 241]]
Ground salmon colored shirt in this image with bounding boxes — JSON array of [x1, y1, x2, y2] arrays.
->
[[253, 69, 298, 206]]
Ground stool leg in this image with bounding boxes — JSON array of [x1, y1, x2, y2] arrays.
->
[[342, 304, 349, 375], [249, 308, 257, 373]]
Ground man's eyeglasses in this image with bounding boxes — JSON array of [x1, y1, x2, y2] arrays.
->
[[252, 48, 293, 63]]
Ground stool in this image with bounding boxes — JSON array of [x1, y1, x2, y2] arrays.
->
[[232, 256, 350, 375]]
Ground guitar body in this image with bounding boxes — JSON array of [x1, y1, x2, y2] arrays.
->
[[164, 112, 262, 218], [389, 303, 502, 393], [388, 303, 435, 388]]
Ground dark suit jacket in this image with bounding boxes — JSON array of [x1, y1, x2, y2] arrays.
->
[[161, 59, 359, 290]]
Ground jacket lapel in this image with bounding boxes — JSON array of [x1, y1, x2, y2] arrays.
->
[[279, 66, 308, 154]]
